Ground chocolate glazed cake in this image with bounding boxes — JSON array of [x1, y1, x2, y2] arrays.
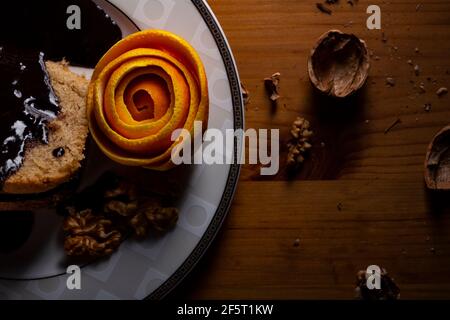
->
[[0, 0, 122, 209]]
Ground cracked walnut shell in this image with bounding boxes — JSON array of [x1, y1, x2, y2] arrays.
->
[[425, 125, 450, 190], [355, 268, 400, 300], [308, 30, 370, 98]]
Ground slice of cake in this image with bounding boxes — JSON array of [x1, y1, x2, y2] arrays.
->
[[2, 61, 89, 195]]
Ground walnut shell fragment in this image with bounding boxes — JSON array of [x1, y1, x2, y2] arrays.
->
[[355, 268, 400, 300], [264, 72, 281, 102], [308, 30, 370, 98], [425, 125, 450, 190], [240, 82, 250, 105]]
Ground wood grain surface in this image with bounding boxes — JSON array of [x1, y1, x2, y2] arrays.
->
[[172, 0, 450, 299]]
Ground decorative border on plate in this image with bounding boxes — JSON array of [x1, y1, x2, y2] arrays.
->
[[147, 0, 243, 300]]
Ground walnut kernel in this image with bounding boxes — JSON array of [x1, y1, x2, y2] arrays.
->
[[63, 209, 123, 257], [287, 117, 313, 167]]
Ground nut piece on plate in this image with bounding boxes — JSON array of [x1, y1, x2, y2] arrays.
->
[[144, 206, 179, 233], [308, 30, 370, 98], [130, 205, 179, 238], [61, 173, 180, 257], [424, 125, 450, 190], [63, 208, 122, 257]]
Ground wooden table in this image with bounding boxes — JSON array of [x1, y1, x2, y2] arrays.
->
[[172, 0, 450, 299]]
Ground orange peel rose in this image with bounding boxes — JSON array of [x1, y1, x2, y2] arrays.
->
[[87, 30, 209, 170]]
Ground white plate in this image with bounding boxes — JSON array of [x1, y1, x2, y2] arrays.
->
[[0, 0, 243, 300]]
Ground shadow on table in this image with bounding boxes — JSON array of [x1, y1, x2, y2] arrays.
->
[[283, 83, 370, 182], [425, 188, 450, 217]]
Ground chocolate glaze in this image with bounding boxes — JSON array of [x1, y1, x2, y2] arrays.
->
[[0, 0, 122, 67], [0, 0, 122, 185], [0, 47, 58, 181]]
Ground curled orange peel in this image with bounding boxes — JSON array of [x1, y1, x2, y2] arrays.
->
[[87, 30, 209, 170]]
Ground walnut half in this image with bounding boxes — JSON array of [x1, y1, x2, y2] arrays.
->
[[130, 204, 179, 238], [425, 125, 450, 190], [308, 30, 370, 98], [63, 209, 123, 257]]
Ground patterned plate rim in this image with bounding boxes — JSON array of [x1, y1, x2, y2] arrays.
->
[[145, 0, 244, 300]]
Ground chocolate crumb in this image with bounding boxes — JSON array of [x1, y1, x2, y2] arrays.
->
[[415, 3, 423, 11], [424, 103, 432, 112], [414, 64, 420, 76], [293, 238, 301, 247], [381, 32, 388, 43], [337, 203, 343, 211], [414, 47, 420, 53], [316, 3, 332, 14]]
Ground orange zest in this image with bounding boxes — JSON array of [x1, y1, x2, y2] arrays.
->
[[86, 30, 209, 170]]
